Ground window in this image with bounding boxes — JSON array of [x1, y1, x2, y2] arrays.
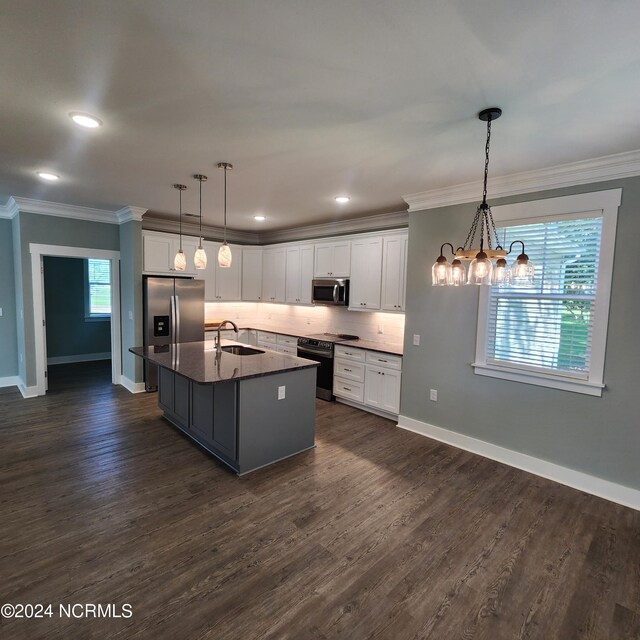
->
[[85, 258, 111, 319], [474, 189, 620, 396]]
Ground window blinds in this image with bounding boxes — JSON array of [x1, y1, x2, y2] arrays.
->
[[87, 258, 111, 315], [486, 215, 603, 379]]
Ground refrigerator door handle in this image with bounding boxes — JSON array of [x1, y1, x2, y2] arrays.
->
[[170, 295, 176, 344], [175, 295, 180, 344]]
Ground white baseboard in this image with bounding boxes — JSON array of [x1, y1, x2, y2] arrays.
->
[[120, 375, 146, 394], [47, 352, 111, 365], [397, 415, 640, 512], [18, 382, 39, 398], [0, 376, 20, 389]]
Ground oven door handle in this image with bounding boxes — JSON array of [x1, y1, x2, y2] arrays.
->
[[297, 345, 334, 359], [333, 284, 339, 304]]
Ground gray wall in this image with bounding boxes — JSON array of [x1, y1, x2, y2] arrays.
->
[[119, 221, 143, 383], [401, 176, 640, 491], [0, 219, 18, 378], [43, 257, 111, 359], [15, 212, 120, 387]]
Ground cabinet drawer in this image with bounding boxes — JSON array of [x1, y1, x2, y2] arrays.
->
[[333, 377, 364, 403], [334, 345, 366, 362], [257, 331, 277, 344], [276, 344, 298, 355], [276, 334, 298, 346], [334, 359, 365, 382], [365, 351, 402, 370]]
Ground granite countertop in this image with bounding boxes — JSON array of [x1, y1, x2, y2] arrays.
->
[[204, 325, 404, 356], [130, 340, 319, 385], [339, 339, 404, 356]]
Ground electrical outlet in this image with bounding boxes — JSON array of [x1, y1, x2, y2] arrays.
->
[[430, 389, 438, 402], [413, 334, 420, 346], [378, 324, 384, 334], [0, 307, 3, 317], [278, 385, 286, 400], [19, 353, 23, 362], [128, 310, 133, 320]]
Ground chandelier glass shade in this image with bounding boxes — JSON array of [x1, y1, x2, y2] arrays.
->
[[173, 183, 187, 271], [432, 107, 533, 287], [217, 162, 233, 268]]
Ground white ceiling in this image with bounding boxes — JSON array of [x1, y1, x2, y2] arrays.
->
[[2, 0, 640, 231]]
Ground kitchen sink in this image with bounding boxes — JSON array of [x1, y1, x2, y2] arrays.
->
[[220, 345, 265, 356]]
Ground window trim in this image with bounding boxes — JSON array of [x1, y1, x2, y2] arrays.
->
[[473, 188, 621, 396], [84, 258, 112, 321]]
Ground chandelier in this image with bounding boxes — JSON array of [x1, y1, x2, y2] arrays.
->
[[432, 107, 534, 287]]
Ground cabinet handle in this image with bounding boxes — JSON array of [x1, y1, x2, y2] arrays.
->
[[344, 368, 352, 372], [379, 359, 388, 363], [344, 386, 352, 391]]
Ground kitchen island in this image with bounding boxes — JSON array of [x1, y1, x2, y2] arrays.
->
[[130, 340, 319, 475]]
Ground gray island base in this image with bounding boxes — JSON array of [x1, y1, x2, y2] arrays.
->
[[131, 341, 319, 475]]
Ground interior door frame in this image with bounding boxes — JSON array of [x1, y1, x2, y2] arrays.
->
[[30, 243, 121, 396]]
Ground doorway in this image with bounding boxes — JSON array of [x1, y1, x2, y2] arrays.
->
[[29, 244, 122, 395], [42, 256, 113, 389]]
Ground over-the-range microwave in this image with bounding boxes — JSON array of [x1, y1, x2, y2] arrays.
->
[[312, 278, 349, 306]]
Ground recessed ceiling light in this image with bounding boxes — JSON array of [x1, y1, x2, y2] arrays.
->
[[69, 112, 102, 128], [254, 215, 266, 221], [334, 196, 350, 203], [37, 171, 59, 181]]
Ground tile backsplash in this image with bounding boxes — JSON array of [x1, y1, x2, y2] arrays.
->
[[205, 302, 405, 345]]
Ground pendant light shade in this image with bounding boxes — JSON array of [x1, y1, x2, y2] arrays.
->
[[193, 174, 208, 270], [173, 183, 187, 271], [491, 258, 509, 286], [218, 241, 232, 268], [174, 249, 186, 271], [510, 251, 535, 286], [468, 251, 493, 285], [450, 259, 466, 286], [217, 162, 233, 268]]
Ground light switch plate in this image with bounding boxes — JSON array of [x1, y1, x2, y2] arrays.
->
[[0, 307, 3, 317], [278, 385, 286, 400], [430, 389, 438, 402], [413, 334, 420, 346]]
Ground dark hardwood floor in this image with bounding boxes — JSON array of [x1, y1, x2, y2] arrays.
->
[[1, 361, 639, 639]]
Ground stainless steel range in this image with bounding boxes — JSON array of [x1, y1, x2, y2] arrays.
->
[[297, 333, 359, 401]]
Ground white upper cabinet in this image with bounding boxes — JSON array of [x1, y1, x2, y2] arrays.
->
[[285, 244, 314, 304], [196, 241, 242, 301], [381, 232, 408, 312], [143, 231, 199, 275], [262, 248, 286, 303], [242, 247, 263, 301], [314, 241, 351, 277], [349, 237, 383, 310]]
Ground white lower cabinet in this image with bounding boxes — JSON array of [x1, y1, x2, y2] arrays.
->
[[333, 345, 402, 416], [257, 331, 277, 350]]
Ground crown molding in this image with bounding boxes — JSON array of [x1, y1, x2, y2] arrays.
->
[[116, 205, 147, 223], [142, 216, 261, 245], [403, 149, 640, 212], [0, 197, 20, 219], [4, 196, 149, 225], [259, 209, 409, 245]]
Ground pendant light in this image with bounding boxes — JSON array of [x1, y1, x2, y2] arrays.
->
[[217, 162, 233, 268], [432, 107, 533, 287], [193, 174, 208, 269], [173, 183, 187, 271]]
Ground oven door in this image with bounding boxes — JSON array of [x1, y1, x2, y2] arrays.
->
[[297, 344, 334, 401]]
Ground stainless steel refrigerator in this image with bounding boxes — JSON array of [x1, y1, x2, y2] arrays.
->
[[143, 276, 205, 391]]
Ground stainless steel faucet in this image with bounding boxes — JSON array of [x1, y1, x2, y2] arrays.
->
[[215, 320, 239, 354]]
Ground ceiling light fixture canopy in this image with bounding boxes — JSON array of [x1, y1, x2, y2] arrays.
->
[[217, 162, 233, 268], [432, 107, 533, 287], [69, 112, 102, 128], [193, 174, 208, 270], [173, 183, 187, 271]]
